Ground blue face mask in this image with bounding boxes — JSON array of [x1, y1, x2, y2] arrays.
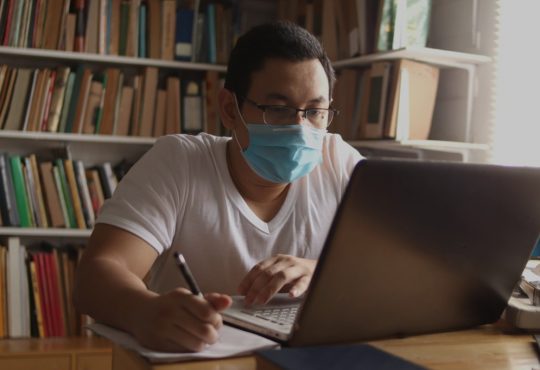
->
[[234, 98, 326, 183], [241, 124, 325, 183]]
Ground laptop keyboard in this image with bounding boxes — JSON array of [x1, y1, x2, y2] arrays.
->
[[241, 306, 299, 326]]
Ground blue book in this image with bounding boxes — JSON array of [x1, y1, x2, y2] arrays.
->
[[175, 8, 194, 61], [139, 4, 147, 58], [256, 344, 427, 370], [206, 3, 216, 64]]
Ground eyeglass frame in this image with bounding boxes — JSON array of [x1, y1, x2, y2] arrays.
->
[[239, 96, 339, 129]]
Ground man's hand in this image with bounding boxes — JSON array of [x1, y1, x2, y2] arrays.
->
[[238, 255, 316, 305], [131, 288, 232, 352]]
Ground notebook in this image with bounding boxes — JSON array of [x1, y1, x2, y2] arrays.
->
[[222, 159, 540, 346]]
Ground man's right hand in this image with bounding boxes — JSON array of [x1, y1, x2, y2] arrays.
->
[[131, 288, 232, 352]]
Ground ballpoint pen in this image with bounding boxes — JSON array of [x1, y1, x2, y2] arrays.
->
[[174, 252, 203, 297]]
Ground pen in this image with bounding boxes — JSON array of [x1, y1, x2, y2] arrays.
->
[[174, 252, 203, 297]]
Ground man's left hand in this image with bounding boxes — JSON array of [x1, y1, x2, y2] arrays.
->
[[238, 255, 316, 305]]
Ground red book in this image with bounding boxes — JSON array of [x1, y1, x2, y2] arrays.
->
[[2, 0, 14, 46], [34, 253, 52, 337], [45, 252, 65, 336]]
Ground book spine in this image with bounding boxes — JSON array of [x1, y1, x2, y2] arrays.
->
[[9, 156, 32, 227]]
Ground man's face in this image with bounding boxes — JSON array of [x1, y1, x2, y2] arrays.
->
[[240, 58, 330, 125]]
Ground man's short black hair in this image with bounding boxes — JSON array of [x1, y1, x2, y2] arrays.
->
[[224, 21, 336, 105]]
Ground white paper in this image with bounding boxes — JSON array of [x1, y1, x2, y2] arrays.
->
[[87, 323, 279, 363]]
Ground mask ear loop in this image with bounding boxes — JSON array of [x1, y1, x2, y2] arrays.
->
[[232, 94, 249, 152]]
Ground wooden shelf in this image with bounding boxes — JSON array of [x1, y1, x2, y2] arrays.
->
[[332, 47, 491, 69], [0, 46, 227, 72], [0, 130, 156, 145], [0, 227, 92, 238]]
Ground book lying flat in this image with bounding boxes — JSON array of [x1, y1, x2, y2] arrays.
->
[[87, 322, 279, 363], [256, 344, 427, 370]]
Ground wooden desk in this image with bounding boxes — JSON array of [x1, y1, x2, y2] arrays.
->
[[0, 337, 113, 370], [112, 324, 540, 370]]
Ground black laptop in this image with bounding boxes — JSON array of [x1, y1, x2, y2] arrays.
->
[[223, 159, 540, 346]]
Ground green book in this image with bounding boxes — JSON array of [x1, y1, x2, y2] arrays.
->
[[376, 0, 397, 51], [58, 71, 76, 133], [9, 155, 32, 227], [54, 159, 77, 229], [118, 2, 130, 56], [404, 0, 431, 47]]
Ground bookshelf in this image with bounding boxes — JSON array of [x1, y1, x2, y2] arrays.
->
[[333, 46, 491, 161], [0, 1, 495, 366]]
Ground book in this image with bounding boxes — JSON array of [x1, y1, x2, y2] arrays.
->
[[147, 0, 162, 59], [88, 322, 279, 363], [115, 85, 134, 136], [27, 255, 45, 338], [85, 0, 99, 53], [362, 61, 392, 139], [98, 68, 122, 135], [255, 344, 427, 370], [161, 0, 176, 60], [0, 153, 19, 226], [28, 155, 48, 228], [165, 76, 181, 134], [6, 237, 30, 338], [152, 89, 166, 137], [46, 67, 71, 133], [74, 0, 86, 52], [41, 0, 64, 50], [39, 70, 57, 131], [71, 68, 94, 133], [3, 68, 33, 131], [39, 161, 65, 228], [138, 67, 158, 137], [52, 165, 70, 228], [0, 68, 17, 129], [175, 0, 196, 61], [86, 169, 105, 216], [204, 71, 220, 135], [182, 78, 204, 133], [125, 0, 141, 57], [63, 159, 86, 229], [96, 162, 118, 199], [82, 80, 104, 135], [54, 159, 77, 229], [109, 0, 121, 55], [57, 71, 76, 133], [9, 156, 32, 227], [64, 13, 76, 52], [74, 160, 95, 228], [384, 59, 439, 140]]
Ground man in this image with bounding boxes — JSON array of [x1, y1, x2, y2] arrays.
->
[[74, 21, 362, 352]]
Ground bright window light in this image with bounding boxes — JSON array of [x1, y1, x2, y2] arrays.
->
[[491, 0, 540, 166]]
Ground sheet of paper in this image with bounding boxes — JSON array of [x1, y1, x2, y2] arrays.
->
[[87, 323, 280, 363]]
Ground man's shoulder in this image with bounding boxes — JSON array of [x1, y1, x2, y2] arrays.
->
[[153, 133, 228, 155]]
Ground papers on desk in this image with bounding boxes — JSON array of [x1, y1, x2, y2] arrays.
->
[[87, 323, 279, 363]]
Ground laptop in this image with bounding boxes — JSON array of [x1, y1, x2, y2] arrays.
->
[[222, 159, 540, 346]]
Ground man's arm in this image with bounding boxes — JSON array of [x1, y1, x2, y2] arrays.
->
[[74, 223, 231, 352], [238, 254, 317, 305]]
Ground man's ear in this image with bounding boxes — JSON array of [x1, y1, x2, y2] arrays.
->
[[218, 88, 237, 130]]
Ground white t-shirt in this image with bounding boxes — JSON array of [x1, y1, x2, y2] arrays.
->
[[96, 133, 362, 295]]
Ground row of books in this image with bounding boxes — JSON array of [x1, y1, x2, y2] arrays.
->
[[0, 236, 90, 338], [331, 59, 439, 141], [0, 65, 224, 137], [278, 0, 432, 60], [0, 151, 127, 229], [0, 0, 238, 63]]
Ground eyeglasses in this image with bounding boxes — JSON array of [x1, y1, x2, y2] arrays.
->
[[241, 96, 338, 130]]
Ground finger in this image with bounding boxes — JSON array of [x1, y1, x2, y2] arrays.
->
[[244, 259, 295, 304], [238, 257, 279, 295], [288, 275, 311, 297], [181, 295, 223, 328], [252, 267, 309, 305], [204, 293, 233, 311]]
